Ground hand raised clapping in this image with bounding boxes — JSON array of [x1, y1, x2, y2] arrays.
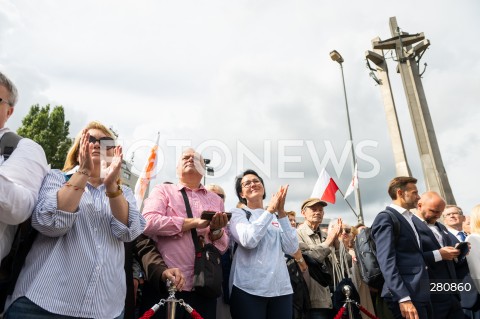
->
[[267, 184, 289, 217], [78, 130, 94, 175], [102, 146, 123, 189]]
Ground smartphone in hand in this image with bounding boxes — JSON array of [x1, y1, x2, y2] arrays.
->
[[200, 211, 232, 221], [456, 241, 469, 261]]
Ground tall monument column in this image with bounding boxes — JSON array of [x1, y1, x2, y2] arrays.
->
[[372, 16, 455, 204], [366, 39, 412, 177]]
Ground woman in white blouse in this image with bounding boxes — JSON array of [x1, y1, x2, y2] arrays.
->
[[467, 204, 480, 294], [228, 169, 299, 319]]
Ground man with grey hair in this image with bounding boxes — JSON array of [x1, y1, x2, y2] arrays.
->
[[0, 71, 48, 312], [141, 148, 229, 319], [443, 205, 468, 242], [296, 198, 341, 318]]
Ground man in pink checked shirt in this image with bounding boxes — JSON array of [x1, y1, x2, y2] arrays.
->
[[142, 148, 229, 319]]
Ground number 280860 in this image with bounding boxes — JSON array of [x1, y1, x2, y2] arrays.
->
[[430, 282, 472, 292]]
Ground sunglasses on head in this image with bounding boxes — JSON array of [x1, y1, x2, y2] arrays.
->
[[88, 136, 115, 149]]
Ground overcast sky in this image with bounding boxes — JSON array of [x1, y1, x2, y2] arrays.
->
[[1, 0, 479, 225]]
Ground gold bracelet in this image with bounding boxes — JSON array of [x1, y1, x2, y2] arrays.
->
[[106, 185, 123, 198], [64, 181, 85, 192], [76, 168, 90, 177]]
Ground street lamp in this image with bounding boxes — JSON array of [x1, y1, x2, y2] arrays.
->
[[330, 50, 364, 224]]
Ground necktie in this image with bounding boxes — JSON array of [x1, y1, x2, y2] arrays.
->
[[458, 231, 466, 242]]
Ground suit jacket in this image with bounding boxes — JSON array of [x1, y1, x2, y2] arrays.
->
[[412, 216, 459, 303], [135, 234, 169, 294], [371, 206, 430, 303]]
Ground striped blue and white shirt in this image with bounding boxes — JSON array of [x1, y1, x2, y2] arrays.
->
[[6, 169, 146, 318]]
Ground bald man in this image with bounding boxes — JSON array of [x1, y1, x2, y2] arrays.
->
[[412, 192, 463, 319]]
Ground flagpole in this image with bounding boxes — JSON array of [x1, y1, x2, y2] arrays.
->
[[134, 132, 160, 210], [337, 187, 359, 219]]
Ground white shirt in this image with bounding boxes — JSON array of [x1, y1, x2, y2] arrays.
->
[[0, 128, 48, 260], [415, 215, 443, 262], [390, 204, 420, 247], [445, 226, 466, 242], [229, 207, 298, 297]]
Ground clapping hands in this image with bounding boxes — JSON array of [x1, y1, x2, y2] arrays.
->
[[267, 184, 289, 217], [102, 145, 123, 189]]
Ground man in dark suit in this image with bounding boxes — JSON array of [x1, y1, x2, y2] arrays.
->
[[371, 176, 431, 319], [412, 191, 463, 319], [445, 226, 480, 318]]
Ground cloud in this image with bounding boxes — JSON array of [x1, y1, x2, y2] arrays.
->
[[2, 0, 480, 225]]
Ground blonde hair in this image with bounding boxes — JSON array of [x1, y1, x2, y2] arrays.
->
[[206, 184, 225, 196], [470, 204, 480, 234], [63, 121, 116, 172], [286, 211, 296, 218]]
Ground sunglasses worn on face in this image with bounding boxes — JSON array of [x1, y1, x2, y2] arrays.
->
[[89, 136, 115, 149], [343, 228, 351, 234]]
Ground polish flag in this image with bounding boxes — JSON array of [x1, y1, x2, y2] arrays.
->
[[311, 168, 339, 204], [344, 162, 358, 199], [134, 133, 160, 209]]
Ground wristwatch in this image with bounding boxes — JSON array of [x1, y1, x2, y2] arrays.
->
[[295, 257, 305, 264], [211, 229, 222, 236]]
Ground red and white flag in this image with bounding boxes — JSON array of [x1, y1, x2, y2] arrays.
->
[[311, 168, 339, 204], [134, 133, 160, 209], [344, 162, 358, 199]]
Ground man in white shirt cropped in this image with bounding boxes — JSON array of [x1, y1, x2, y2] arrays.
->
[[0, 71, 48, 263]]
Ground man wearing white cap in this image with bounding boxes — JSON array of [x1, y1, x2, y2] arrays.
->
[[296, 198, 343, 319]]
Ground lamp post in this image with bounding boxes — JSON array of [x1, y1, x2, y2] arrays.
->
[[330, 50, 364, 224]]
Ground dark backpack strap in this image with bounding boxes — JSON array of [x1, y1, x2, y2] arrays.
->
[[384, 206, 401, 243], [241, 208, 252, 221], [180, 188, 202, 253], [0, 132, 23, 160]]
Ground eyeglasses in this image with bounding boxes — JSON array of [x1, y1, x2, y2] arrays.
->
[[342, 228, 351, 234], [241, 179, 262, 188], [89, 136, 115, 149], [216, 193, 225, 199], [444, 212, 462, 217], [0, 98, 11, 106]]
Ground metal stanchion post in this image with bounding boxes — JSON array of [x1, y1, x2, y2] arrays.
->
[[342, 285, 354, 319], [166, 280, 177, 319], [138, 280, 206, 319]]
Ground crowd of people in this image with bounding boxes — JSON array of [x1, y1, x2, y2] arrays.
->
[[1, 69, 480, 319]]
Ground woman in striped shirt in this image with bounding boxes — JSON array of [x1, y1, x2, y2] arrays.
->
[[4, 121, 146, 319]]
